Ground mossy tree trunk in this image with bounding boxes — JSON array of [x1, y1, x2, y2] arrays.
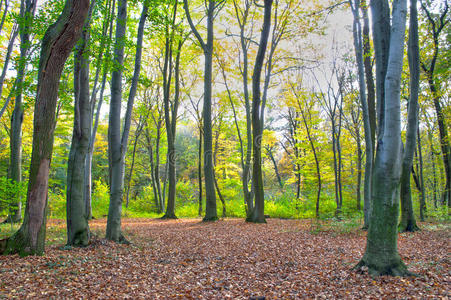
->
[[66, 3, 94, 246], [355, 0, 412, 276], [1, 0, 89, 256]]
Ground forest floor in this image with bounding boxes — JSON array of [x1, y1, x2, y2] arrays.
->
[[0, 218, 449, 299]]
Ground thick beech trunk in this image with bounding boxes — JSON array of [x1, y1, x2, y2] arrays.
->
[[1, 0, 89, 256], [66, 5, 95, 246], [355, 0, 412, 276], [106, 0, 127, 242]]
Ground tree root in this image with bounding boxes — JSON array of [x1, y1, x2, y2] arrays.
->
[[202, 216, 218, 222], [118, 234, 131, 245], [353, 259, 417, 277], [160, 214, 177, 220], [398, 222, 420, 233], [0, 238, 7, 254]]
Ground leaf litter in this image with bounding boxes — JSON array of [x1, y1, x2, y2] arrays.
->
[[0, 218, 449, 299]]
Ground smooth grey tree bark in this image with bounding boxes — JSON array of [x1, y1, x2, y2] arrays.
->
[[247, 0, 273, 224], [1, 0, 89, 256], [161, 3, 184, 219], [66, 2, 95, 246], [106, 2, 147, 242], [7, 0, 37, 223], [399, 0, 420, 233], [184, 0, 223, 221], [361, 0, 376, 148], [355, 0, 412, 276], [231, 0, 253, 217], [417, 129, 426, 220], [350, 0, 373, 228]]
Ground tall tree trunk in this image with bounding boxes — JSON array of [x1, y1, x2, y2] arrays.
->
[[417, 128, 426, 220], [355, 0, 411, 276], [161, 7, 181, 219], [106, 2, 147, 242], [337, 108, 343, 213], [66, 4, 95, 246], [198, 128, 203, 216], [106, 0, 127, 242], [332, 123, 340, 217], [399, 0, 420, 232], [125, 119, 143, 209], [184, 0, 218, 221], [85, 71, 106, 220], [213, 125, 226, 218], [248, 0, 273, 224], [1, 0, 89, 256], [420, 1, 450, 208], [356, 123, 362, 210], [201, 2, 217, 221], [7, 0, 37, 223], [84, 0, 115, 220], [361, 0, 376, 148], [351, 0, 373, 229], [147, 143, 159, 212], [371, 0, 390, 140]]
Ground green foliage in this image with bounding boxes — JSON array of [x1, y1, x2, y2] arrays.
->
[[175, 180, 196, 207], [48, 189, 66, 219], [91, 180, 110, 218], [427, 205, 451, 221], [0, 177, 27, 218]]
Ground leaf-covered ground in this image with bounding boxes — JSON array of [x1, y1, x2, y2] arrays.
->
[[0, 218, 449, 299]]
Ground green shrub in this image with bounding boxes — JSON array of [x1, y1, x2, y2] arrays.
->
[[48, 189, 66, 218], [0, 176, 27, 218], [91, 180, 110, 218]]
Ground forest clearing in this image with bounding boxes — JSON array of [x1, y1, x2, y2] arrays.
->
[[0, 0, 450, 296], [0, 218, 449, 298]]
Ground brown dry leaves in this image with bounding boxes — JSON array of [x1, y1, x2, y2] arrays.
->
[[0, 218, 449, 299]]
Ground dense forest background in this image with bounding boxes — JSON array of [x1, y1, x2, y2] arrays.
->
[[0, 0, 448, 224]]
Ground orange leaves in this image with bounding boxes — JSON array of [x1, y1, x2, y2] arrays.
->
[[0, 218, 449, 298]]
